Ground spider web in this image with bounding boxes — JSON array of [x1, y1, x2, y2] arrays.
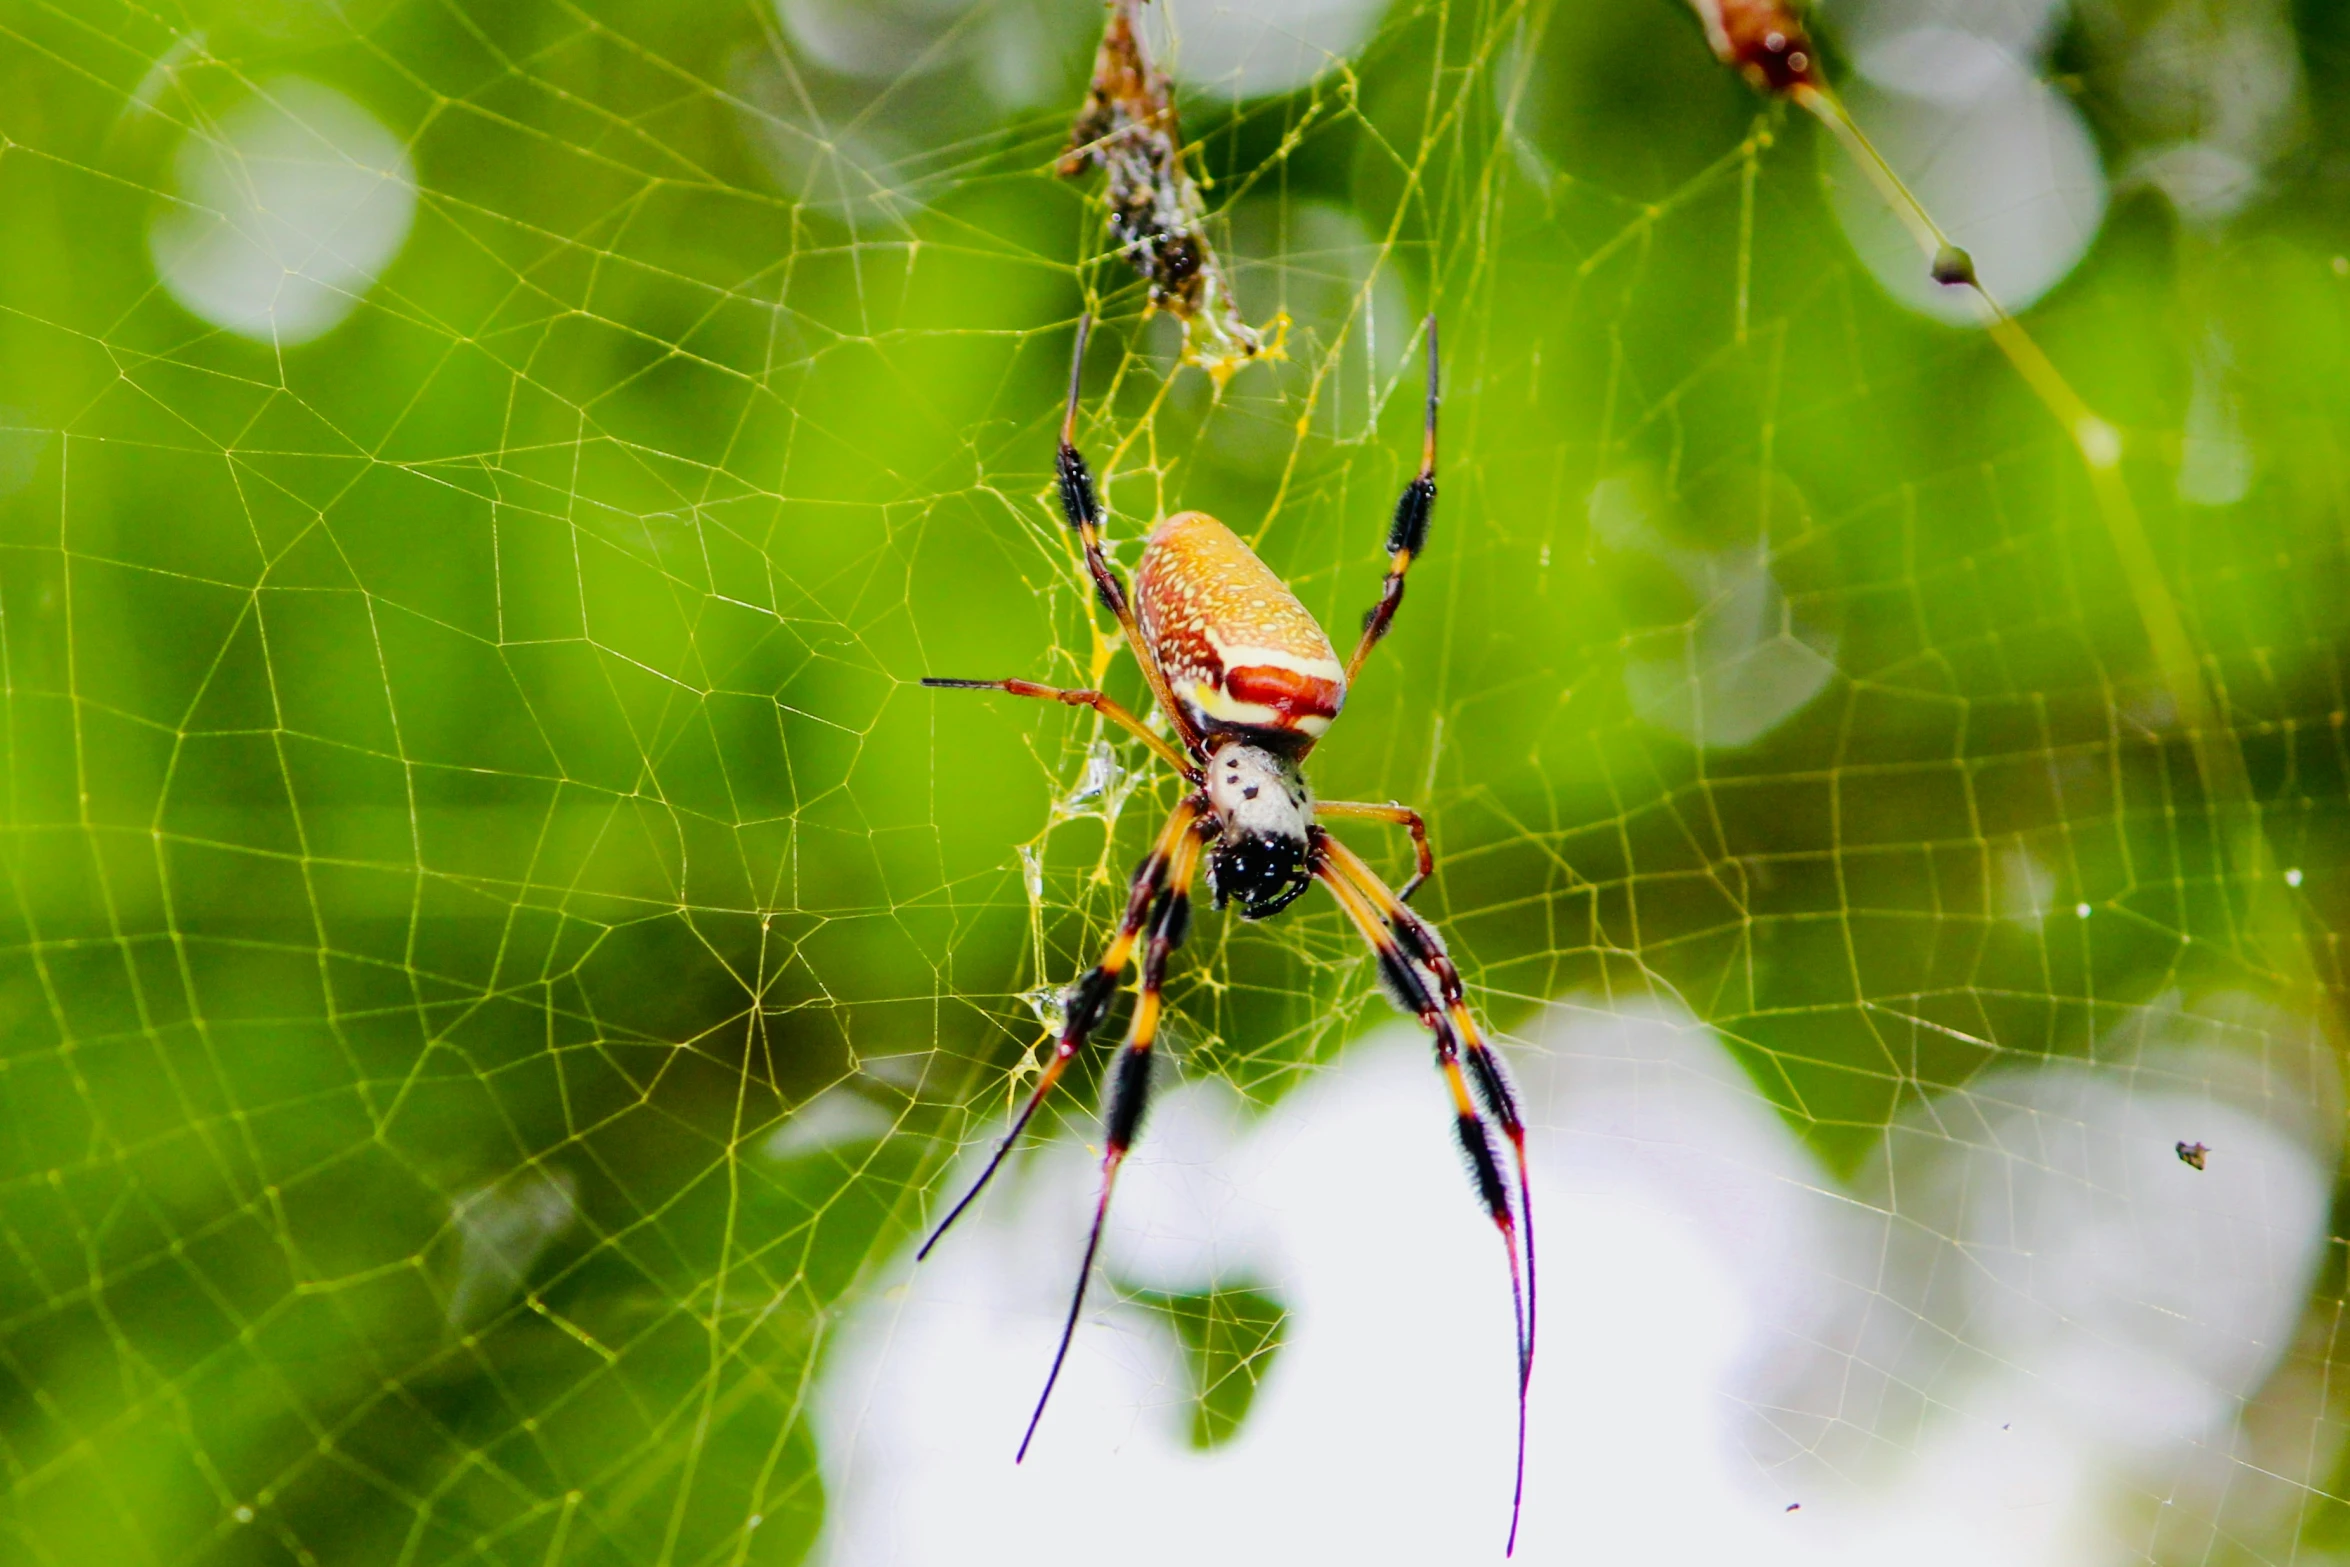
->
[[2, 0, 2348, 1562]]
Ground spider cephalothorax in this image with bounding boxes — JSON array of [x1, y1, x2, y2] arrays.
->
[[1202, 740, 1315, 919], [919, 316, 1537, 1554]]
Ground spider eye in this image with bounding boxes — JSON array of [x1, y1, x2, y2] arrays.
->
[[1208, 830, 1311, 920]]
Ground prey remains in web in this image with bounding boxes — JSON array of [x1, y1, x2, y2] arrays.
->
[[1059, 0, 1284, 389], [922, 317, 1536, 1554]]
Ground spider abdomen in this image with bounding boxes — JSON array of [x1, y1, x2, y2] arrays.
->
[[1135, 511, 1345, 751]]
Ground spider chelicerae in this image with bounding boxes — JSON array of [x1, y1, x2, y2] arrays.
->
[[920, 316, 1535, 1553]]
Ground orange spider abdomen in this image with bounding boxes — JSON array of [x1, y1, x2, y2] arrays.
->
[[1135, 511, 1345, 752]]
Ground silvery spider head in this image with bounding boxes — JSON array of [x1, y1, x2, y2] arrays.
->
[[1203, 740, 1314, 920]]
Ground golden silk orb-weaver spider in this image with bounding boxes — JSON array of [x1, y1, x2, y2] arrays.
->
[[920, 316, 1537, 1554]]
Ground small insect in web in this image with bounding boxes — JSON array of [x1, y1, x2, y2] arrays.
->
[[920, 316, 1537, 1554], [2177, 1140, 2209, 1171]]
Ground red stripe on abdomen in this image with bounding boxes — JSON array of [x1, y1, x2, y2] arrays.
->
[[1226, 663, 1343, 725]]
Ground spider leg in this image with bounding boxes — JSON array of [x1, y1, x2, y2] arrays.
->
[[1054, 315, 1203, 756], [1315, 833, 1529, 1556], [919, 795, 1205, 1261], [1313, 800, 1434, 901], [1320, 831, 1535, 1387], [921, 678, 1198, 780], [1020, 823, 1203, 1460], [1345, 316, 1439, 684]]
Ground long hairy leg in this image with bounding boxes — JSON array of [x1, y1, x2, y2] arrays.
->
[[919, 795, 1203, 1260], [1346, 317, 1440, 683], [1019, 825, 1202, 1460], [1319, 831, 1535, 1385], [1053, 315, 1199, 753], [1316, 841, 1530, 1556], [921, 677, 1196, 779]]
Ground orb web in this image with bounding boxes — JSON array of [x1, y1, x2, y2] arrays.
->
[[0, 1, 2346, 1564]]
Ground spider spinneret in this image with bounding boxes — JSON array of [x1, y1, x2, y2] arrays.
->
[[919, 313, 1537, 1555]]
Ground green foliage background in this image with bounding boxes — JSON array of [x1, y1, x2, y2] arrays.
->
[[4, 0, 2350, 1561]]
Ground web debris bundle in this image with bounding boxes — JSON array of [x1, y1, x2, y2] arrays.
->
[[1059, 0, 1282, 386]]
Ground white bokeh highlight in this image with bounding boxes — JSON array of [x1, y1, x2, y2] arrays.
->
[[2179, 327, 2252, 508], [149, 77, 416, 346], [766, 1088, 899, 1160], [1820, 0, 2104, 323], [1745, 992, 2337, 1557], [774, 0, 1380, 103], [1827, 0, 2069, 82], [445, 1168, 578, 1330], [1827, 69, 2105, 324], [776, 0, 1064, 105], [1591, 474, 1837, 751], [814, 989, 2336, 1563], [2106, 0, 2306, 229], [1997, 843, 2056, 924], [1145, 0, 1385, 100], [0, 414, 49, 502]]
